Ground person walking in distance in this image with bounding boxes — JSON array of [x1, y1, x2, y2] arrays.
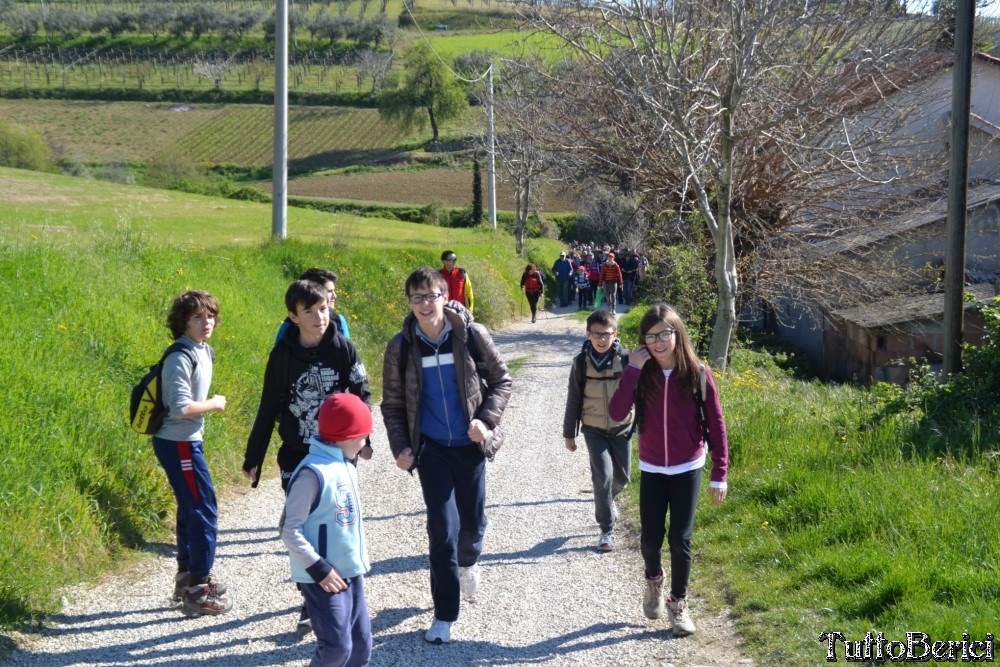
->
[[599, 253, 624, 315], [608, 304, 729, 638], [551, 251, 574, 308], [520, 263, 545, 323], [440, 250, 474, 313], [381, 267, 513, 644]]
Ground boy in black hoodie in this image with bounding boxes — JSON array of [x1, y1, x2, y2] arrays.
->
[[242, 280, 372, 630]]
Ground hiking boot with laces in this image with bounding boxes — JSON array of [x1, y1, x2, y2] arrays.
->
[[459, 563, 480, 600], [642, 571, 665, 620], [182, 574, 232, 617], [667, 595, 696, 636], [171, 571, 190, 605]]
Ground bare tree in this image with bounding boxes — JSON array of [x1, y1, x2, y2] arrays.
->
[[193, 54, 236, 90], [356, 48, 392, 92], [510, 0, 943, 369], [486, 57, 560, 254]]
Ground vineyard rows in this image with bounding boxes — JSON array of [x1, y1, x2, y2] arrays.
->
[[0, 46, 376, 94], [178, 105, 411, 166]]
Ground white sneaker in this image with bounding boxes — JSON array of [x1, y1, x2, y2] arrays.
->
[[459, 563, 480, 600], [425, 618, 452, 644], [667, 596, 697, 636]]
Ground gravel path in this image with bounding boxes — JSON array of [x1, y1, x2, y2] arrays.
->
[[2, 306, 752, 667]]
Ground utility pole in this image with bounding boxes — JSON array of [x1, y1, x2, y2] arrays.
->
[[272, 0, 289, 239], [487, 62, 497, 230], [942, 0, 975, 377]]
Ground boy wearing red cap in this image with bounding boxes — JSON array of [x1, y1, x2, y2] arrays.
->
[[280, 393, 373, 667]]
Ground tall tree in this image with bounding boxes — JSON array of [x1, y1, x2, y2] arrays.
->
[[378, 42, 467, 143], [511, 0, 943, 369]]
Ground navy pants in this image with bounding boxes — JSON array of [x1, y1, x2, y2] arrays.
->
[[639, 467, 701, 599], [301, 576, 372, 667], [417, 440, 487, 622], [152, 438, 218, 579]]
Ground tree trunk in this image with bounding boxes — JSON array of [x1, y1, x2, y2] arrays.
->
[[428, 106, 439, 142], [707, 102, 739, 371], [515, 176, 530, 254]]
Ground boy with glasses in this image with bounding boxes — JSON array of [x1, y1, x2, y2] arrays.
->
[[382, 267, 512, 644], [440, 250, 474, 313], [562, 310, 635, 552]]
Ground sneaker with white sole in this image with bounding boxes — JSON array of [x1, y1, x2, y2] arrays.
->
[[425, 618, 452, 644], [642, 571, 665, 620], [598, 531, 615, 552], [667, 596, 696, 636], [459, 563, 480, 600]]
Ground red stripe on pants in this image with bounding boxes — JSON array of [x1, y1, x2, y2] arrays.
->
[[177, 440, 200, 504]]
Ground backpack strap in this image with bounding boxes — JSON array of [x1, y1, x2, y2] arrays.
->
[[164, 341, 201, 368], [693, 364, 712, 451]]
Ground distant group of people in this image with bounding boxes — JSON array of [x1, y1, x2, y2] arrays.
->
[[546, 244, 648, 315], [145, 243, 728, 665]]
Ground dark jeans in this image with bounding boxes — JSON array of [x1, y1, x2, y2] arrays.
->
[[152, 437, 219, 579], [623, 276, 635, 305], [417, 439, 487, 622], [302, 576, 372, 667], [526, 291, 541, 319], [581, 426, 631, 532], [558, 279, 570, 307], [639, 467, 701, 599], [577, 286, 592, 309]]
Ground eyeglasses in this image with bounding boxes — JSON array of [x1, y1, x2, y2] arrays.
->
[[588, 331, 616, 341], [444, 256, 457, 262], [643, 329, 676, 344], [408, 292, 444, 305]]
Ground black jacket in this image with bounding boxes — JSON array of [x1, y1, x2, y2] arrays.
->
[[243, 324, 371, 480]]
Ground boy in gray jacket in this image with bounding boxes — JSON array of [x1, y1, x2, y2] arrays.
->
[[152, 290, 230, 617]]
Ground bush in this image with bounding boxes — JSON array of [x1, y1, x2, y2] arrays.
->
[[874, 296, 1000, 454], [144, 146, 198, 189], [0, 119, 51, 170]]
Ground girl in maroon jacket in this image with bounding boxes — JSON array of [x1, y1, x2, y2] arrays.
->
[[608, 303, 729, 638]]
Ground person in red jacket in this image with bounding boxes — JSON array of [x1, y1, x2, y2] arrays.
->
[[440, 250, 474, 313], [608, 303, 729, 639], [598, 252, 624, 315]]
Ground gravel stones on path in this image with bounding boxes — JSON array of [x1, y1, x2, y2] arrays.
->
[[1, 306, 752, 667]]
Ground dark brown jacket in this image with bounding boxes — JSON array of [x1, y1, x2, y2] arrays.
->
[[381, 302, 512, 462]]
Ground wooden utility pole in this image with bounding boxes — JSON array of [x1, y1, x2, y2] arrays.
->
[[942, 0, 975, 376]]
